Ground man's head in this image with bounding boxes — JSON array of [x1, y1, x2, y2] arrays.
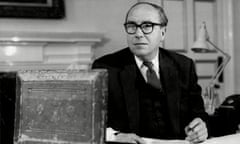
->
[[124, 2, 168, 61]]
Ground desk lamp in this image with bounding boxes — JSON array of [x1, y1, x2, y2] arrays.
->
[[192, 22, 231, 114]]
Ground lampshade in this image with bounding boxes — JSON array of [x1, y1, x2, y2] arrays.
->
[[192, 22, 212, 53]]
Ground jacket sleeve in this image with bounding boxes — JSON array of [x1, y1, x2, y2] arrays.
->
[[188, 59, 210, 135], [92, 58, 131, 132]]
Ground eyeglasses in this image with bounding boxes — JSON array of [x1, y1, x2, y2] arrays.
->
[[124, 22, 164, 35]]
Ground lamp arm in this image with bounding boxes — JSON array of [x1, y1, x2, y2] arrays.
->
[[207, 40, 231, 85], [210, 56, 231, 85]]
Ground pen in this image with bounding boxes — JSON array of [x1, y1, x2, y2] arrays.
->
[[186, 124, 198, 133]]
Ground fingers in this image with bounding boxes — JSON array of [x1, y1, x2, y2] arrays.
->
[[185, 118, 208, 143], [185, 128, 207, 143], [115, 133, 146, 144], [187, 118, 202, 129]]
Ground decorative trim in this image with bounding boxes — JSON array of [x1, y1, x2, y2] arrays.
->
[[0, 31, 103, 44], [198, 75, 212, 79], [194, 59, 217, 63], [0, 0, 65, 19], [0, 31, 104, 71], [195, 59, 217, 79]]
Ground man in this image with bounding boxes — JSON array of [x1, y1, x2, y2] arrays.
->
[[92, 2, 208, 144]]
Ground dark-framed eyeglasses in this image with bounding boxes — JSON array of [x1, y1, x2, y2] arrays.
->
[[124, 22, 164, 35]]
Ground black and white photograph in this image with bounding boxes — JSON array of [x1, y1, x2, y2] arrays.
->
[[0, 0, 240, 144]]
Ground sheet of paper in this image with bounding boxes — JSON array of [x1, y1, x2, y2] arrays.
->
[[142, 137, 190, 144], [106, 137, 190, 144]]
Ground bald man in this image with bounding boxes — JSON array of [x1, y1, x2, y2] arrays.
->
[[93, 2, 209, 144]]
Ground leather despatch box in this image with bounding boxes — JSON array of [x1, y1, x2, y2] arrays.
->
[[14, 70, 108, 144]]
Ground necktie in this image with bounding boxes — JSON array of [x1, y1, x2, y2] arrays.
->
[[143, 61, 162, 90]]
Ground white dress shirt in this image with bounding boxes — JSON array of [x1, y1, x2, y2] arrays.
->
[[134, 53, 160, 82]]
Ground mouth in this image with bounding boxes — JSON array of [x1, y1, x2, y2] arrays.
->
[[134, 43, 148, 46]]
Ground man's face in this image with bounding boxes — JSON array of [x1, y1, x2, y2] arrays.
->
[[126, 4, 165, 61]]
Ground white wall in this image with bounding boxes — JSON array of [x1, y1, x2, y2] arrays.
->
[[233, 0, 240, 94], [0, 0, 137, 59]]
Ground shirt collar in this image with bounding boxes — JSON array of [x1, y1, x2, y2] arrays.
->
[[134, 52, 159, 72]]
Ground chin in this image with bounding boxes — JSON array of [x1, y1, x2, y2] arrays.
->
[[131, 46, 147, 51], [133, 51, 149, 58]]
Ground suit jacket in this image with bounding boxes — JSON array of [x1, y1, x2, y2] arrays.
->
[[92, 47, 208, 139]]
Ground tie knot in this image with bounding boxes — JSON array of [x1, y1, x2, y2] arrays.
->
[[143, 61, 153, 70]]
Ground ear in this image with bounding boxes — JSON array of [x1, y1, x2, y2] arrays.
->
[[160, 27, 166, 41], [162, 32, 165, 36]]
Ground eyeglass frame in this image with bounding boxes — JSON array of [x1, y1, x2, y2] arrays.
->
[[124, 22, 165, 35]]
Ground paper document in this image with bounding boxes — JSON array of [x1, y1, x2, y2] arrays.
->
[[106, 128, 190, 144], [142, 137, 190, 144], [107, 137, 189, 144]]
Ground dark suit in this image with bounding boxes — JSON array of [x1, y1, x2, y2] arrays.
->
[[92, 47, 208, 139]]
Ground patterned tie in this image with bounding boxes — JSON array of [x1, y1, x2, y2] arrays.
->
[[143, 61, 162, 90]]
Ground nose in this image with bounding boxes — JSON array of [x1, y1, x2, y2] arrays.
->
[[135, 27, 144, 38]]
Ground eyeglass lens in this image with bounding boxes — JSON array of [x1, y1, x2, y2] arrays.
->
[[125, 23, 153, 34], [124, 22, 163, 34]]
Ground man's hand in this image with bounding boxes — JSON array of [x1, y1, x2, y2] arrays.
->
[[185, 117, 208, 143], [115, 133, 146, 144]]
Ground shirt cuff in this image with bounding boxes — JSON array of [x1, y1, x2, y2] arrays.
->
[[106, 127, 120, 141]]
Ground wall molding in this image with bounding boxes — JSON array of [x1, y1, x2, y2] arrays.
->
[[0, 31, 104, 71]]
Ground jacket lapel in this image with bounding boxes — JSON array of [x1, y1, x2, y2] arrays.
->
[[159, 49, 181, 136], [120, 54, 140, 133]]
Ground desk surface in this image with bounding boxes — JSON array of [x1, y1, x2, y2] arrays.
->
[[107, 134, 240, 144], [201, 133, 240, 144]]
